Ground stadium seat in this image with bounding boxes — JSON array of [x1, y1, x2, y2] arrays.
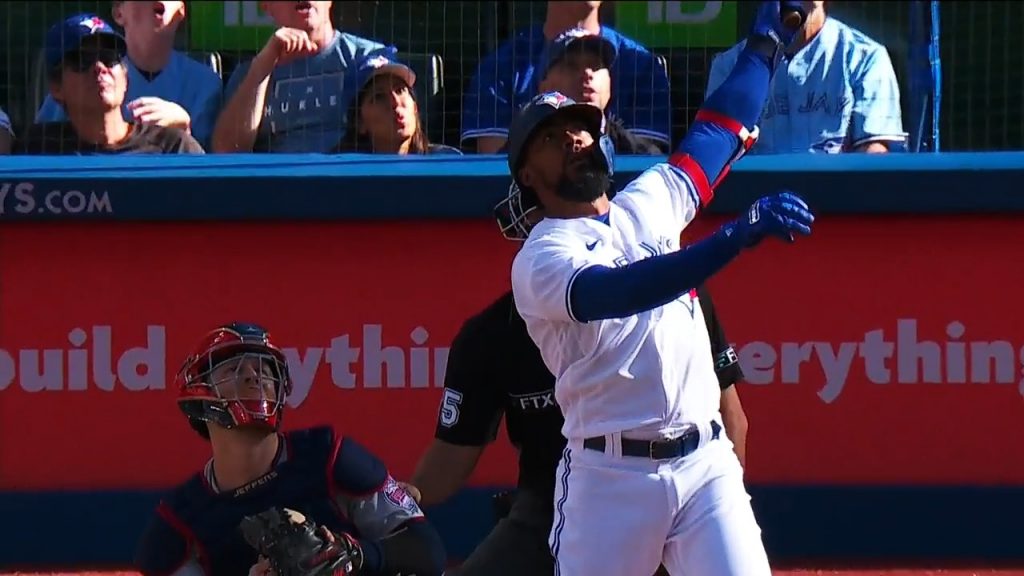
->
[[399, 51, 445, 145], [187, 50, 223, 79], [655, 53, 670, 78], [27, 49, 47, 122]]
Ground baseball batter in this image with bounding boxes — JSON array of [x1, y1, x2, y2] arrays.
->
[[506, 2, 814, 574], [132, 323, 446, 576], [409, 280, 748, 576]]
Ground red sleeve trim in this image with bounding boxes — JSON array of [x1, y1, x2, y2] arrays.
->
[[325, 431, 346, 502], [156, 502, 211, 576], [325, 432, 386, 498], [695, 109, 746, 137], [668, 152, 714, 208]]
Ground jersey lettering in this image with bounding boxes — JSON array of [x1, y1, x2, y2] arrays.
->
[[511, 389, 557, 411], [439, 388, 463, 427], [612, 237, 695, 315]]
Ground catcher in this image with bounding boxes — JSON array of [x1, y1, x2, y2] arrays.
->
[[133, 322, 446, 576]]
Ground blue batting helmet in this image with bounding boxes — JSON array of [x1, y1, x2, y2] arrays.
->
[[496, 91, 615, 241]]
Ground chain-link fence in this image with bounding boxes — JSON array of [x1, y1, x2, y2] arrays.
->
[[0, 1, 1017, 153]]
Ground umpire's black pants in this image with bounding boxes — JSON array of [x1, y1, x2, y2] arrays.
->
[[453, 489, 555, 576]]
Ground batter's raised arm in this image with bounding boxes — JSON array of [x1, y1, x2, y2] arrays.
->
[[563, 3, 816, 323], [622, 1, 808, 222]]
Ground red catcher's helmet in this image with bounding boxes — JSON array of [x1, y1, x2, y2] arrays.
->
[[176, 322, 292, 439]]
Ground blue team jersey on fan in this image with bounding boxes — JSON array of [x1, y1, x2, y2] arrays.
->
[[36, 51, 223, 148], [706, 17, 906, 154], [224, 31, 386, 153], [133, 426, 425, 576], [461, 25, 671, 148]]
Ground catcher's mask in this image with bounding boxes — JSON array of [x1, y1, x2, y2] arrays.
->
[[176, 322, 292, 439], [496, 91, 616, 241]]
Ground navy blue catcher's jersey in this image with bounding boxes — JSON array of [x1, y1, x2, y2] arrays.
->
[[134, 426, 423, 576]]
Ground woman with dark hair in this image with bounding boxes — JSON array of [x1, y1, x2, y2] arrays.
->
[[333, 53, 460, 155]]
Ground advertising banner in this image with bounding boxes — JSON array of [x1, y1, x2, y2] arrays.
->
[[189, 1, 276, 51], [615, 1, 738, 48], [1, 216, 1022, 491]]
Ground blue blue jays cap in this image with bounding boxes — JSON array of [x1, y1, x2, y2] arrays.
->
[[45, 13, 127, 71], [356, 50, 417, 92], [541, 27, 617, 78], [507, 91, 605, 180]]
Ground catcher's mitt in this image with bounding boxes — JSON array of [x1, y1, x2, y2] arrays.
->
[[239, 507, 363, 576]]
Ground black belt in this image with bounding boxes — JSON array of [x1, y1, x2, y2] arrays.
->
[[582, 421, 721, 460]]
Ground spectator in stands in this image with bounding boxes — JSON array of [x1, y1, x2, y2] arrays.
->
[[35, 2, 222, 148], [706, 0, 906, 154], [14, 14, 204, 155], [333, 52, 461, 155], [536, 28, 662, 155], [0, 107, 11, 154], [212, 1, 388, 153], [462, 0, 670, 154]]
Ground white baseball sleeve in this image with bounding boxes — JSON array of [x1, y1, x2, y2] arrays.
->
[[613, 163, 707, 236], [511, 233, 610, 323]]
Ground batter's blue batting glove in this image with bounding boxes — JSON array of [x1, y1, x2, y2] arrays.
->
[[725, 191, 814, 248], [751, 1, 807, 49]]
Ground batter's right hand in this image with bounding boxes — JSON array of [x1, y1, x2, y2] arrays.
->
[[262, 27, 320, 65], [726, 191, 814, 248]]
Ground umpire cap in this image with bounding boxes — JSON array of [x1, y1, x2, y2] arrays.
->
[[507, 91, 611, 186]]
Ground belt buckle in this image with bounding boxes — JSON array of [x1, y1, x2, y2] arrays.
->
[[648, 440, 658, 460]]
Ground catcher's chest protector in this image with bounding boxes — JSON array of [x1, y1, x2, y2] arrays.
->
[[160, 427, 361, 576]]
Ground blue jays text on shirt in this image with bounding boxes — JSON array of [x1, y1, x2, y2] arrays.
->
[[763, 89, 852, 121], [605, 235, 698, 318], [762, 89, 854, 153]]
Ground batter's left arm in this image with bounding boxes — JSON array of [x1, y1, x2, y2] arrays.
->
[[614, 46, 770, 233], [645, 2, 804, 217]]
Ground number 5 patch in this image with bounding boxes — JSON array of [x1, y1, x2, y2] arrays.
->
[[439, 388, 463, 428]]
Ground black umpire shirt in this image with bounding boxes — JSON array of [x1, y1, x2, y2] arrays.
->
[[433, 284, 744, 508]]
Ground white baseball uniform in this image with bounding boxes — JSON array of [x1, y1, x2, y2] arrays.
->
[[511, 163, 771, 575]]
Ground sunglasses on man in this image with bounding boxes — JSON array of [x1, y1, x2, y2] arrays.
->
[[60, 48, 124, 73]]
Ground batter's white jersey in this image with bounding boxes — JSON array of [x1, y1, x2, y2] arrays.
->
[[511, 163, 723, 441]]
